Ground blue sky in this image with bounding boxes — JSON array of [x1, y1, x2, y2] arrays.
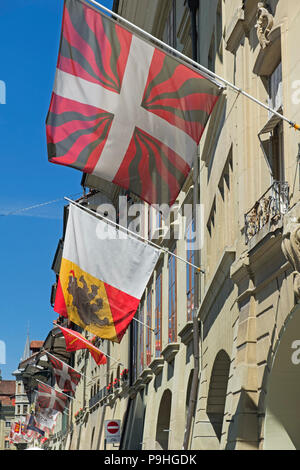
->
[[0, 0, 113, 379]]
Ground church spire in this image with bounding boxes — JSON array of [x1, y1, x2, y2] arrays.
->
[[21, 324, 30, 361]]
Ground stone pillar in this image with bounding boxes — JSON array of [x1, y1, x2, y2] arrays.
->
[[281, 216, 300, 301], [229, 257, 259, 450]]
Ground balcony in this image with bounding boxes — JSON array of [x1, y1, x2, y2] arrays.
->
[[244, 181, 289, 245], [89, 388, 105, 409]]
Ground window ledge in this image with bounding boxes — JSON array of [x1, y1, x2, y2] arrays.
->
[[141, 368, 154, 385], [128, 386, 137, 399], [133, 377, 145, 392], [178, 322, 194, 346], [161, 343, 180, 363], [253, 27, 281, 76], [149, 357, 164, 376]]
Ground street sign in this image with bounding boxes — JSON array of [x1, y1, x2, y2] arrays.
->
[[104, 420, 121, 444]]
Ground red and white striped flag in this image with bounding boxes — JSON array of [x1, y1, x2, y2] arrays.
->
[[47, 0, 222, 206]]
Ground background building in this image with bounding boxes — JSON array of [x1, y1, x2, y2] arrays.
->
[[0, 375, 15, 450]]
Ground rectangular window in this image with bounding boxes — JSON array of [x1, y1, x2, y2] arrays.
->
[[271, 121, 284, 182], [208, 33, 216, 73], [139, 301, 145, 375], [132, 311, 138, 384], [168, 248, 177, 343], [268, 62, 282, 117], [155, 272, 162, 357], [166, 0, 176, 48], [186, 219, 196, 322], [146, 288, 152, 366]]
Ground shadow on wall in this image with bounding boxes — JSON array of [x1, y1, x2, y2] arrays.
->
[[263, 304, 300, 450], [155, 389, 172, 450], [226, 388, 259, 450], [207, 350, 231, 443]]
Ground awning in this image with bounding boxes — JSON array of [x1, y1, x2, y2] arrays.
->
[[259, 108, 283, 135], [42, 326, 71, 364]]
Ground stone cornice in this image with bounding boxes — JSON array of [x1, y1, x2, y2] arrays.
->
[[178, 321, 194, 345], [161, 343, 180, 363], [225, 5, 246, 53], [149, 357, 164, 376]]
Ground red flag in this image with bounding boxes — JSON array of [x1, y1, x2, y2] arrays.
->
[[47, 353, 81, 395], [36, 382, 69, 413], [46, 0, 221, 207], [57, 324, 107, 365]]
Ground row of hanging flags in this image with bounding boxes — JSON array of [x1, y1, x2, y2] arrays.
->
[[9, 409, 59, 445], [48, 0, 221, 339], [29, 0, 222, 425]]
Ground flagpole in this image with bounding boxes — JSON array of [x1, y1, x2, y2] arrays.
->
[[83, 0, 300, 131], [36, 379, 75, 400], [132, 317, 156, 334], [42, 348, 119, 388], [41, 349, 88, 380], [65, 197, 205, 274]]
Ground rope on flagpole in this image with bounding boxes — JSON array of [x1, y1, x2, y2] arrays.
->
[[65, 197, 205, 274], [0, 193, 82, 217], [83, 0, 300, 132]]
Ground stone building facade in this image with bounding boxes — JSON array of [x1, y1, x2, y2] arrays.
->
[[45, 0, 300, 450], [0, 379, 15, 450]]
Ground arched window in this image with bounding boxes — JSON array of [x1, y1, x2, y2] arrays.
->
[[156, 389, 172, 450], [207, 350, 230, 442]]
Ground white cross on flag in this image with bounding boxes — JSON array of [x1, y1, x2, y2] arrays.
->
[[36, 382, 69, 413], [46, 0, 222, 206], [47, 353, 81, 395]]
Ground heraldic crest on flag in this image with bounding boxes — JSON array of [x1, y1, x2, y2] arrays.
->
[[54, 204, 160, 342], [46, 0, 222, 206]]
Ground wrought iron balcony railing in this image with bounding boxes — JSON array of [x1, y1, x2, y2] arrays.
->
[[245, 181, 289, 244]]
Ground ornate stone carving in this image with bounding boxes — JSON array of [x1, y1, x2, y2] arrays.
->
[[282, 219, 300, 301], [255, 2, 274, 49]]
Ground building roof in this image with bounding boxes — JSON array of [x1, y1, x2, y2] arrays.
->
[[0, 380, 15, 396], [30, 341, 44, 350], [0, 396, 15, 406], [0, 381, 16, 405]]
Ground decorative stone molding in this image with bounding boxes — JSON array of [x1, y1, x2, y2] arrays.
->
[[133, 376, 145, 392], [178, 321, 194, 345], [119, 381, 130, 398], [161, 343, 180, 363], [141, 368, 153, 385], [282, 216, 300, 301], [253, 26, 281, 76], [149, 357, 164, 376], [225, 6, 245, 53], [128, 386, 137, 399], [255, 2, 274, 49]]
